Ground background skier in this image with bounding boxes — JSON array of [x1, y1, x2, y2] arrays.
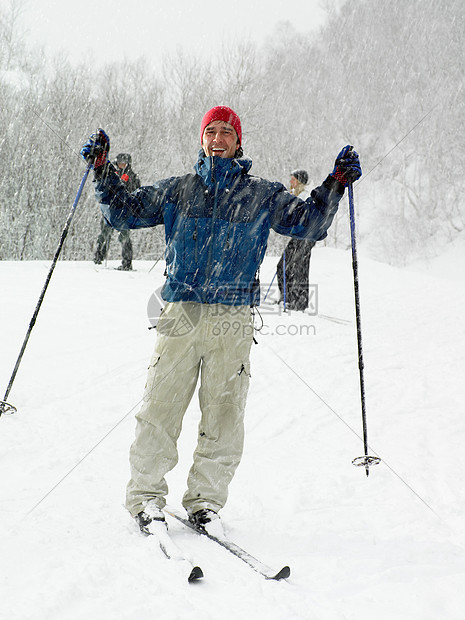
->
[[277, 169, 316, 311], [93, 152, 140, 271]]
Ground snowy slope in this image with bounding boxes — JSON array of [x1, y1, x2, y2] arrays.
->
[[1, 248, 465, 620]]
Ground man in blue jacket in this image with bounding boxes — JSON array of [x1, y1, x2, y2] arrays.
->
[[81, 106, 362, 536]]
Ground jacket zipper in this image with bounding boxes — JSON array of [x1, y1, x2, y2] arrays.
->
[[205, 157, 219, 294]]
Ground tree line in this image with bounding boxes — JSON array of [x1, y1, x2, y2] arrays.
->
[[0, 0, 463, 265]]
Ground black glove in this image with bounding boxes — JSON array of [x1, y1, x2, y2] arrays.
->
[[331, 145, 362, 186], [80, 129, 110, 169]]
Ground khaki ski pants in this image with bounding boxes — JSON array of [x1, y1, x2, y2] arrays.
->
[[125, 302, 253, 517]]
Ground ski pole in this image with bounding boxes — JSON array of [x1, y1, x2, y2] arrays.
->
[[263, 270, 277, 302], [282, 250, 287, 311], [0, 162, 93, 417], [347, 181, 380, 475], [148, 256, 162, 274]]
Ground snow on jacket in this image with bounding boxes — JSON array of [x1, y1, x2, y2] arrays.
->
[[94, 151, 344, 306]]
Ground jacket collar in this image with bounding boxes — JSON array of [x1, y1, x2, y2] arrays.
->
[[195, 150, 252, 189]]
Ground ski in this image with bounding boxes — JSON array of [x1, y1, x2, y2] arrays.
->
[[139, 518, 204, 583], [318, 313, 351, 324], [165, 508, 290, 581]]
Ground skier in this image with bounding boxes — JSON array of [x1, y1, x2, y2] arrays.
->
[[80, 106, 362, 536], [276, 169, 316, 311], [93, 152, 140, 270]]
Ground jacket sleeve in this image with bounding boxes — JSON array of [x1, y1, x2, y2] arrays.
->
[[270, 175, 345, 241], [93, 166, 172, 230]]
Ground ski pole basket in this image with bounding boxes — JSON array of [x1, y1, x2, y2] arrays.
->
[[0, 400, 17, 416], [352, 455, 381, 469]]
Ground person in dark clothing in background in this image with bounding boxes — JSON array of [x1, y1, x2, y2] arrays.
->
[[277, 169, 316, 311], [94, 152, 140, 270]]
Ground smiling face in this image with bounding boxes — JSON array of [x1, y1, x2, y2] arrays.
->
[[202, 120, 239, 158]]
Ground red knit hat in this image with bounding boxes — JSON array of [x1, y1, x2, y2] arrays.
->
[[200, 106, 242, 146]]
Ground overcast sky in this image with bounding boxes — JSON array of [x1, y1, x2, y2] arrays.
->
[[3, 0, 329, 69]]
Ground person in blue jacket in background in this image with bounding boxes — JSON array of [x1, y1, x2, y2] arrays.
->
[[80, 106, 362, 537]]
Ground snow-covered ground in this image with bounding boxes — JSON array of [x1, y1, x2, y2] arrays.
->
[[1, 246, 465, 620]]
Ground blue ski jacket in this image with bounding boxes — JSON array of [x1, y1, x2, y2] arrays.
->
[[94, 151, 344, 306]]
